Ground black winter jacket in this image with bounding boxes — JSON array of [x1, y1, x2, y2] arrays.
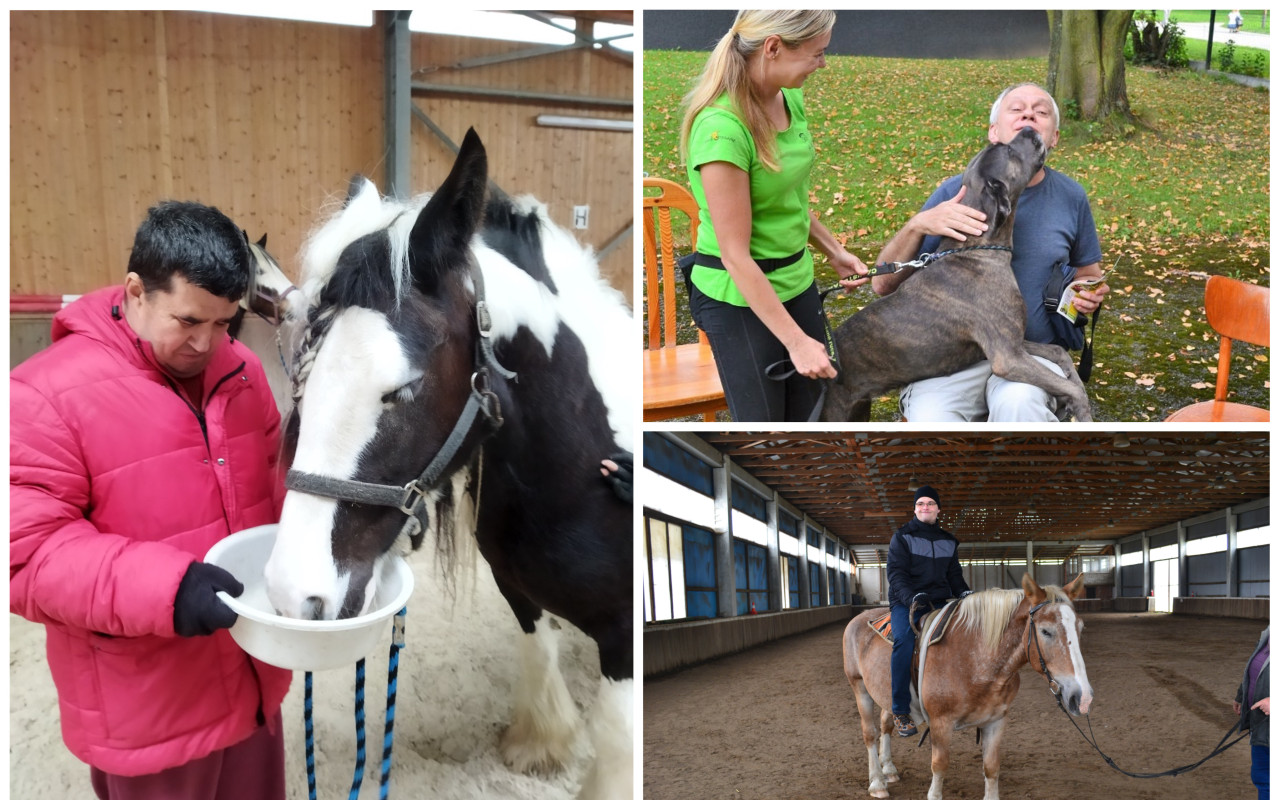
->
[[886, 518, 969, 609]]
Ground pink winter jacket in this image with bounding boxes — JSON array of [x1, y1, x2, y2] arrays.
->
[[10, 286, 293, 776]]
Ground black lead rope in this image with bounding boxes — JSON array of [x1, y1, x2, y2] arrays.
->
[[763, 244, 1015, 421], [1027, 602, 1250, 779]]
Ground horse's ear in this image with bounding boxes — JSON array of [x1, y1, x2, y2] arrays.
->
[[408, 128, 488, 293], [1063, 573, 1086, 600], [256, 233, 268, 249], [1021, 572, 1046, 603]]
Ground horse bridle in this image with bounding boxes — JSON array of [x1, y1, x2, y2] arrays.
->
[[1027, 598, 1252, 779], [1025, 599, 1063, 699], [284, 261, 516, 541]]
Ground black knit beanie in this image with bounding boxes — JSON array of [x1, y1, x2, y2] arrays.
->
[[914, 485, 941, 505]]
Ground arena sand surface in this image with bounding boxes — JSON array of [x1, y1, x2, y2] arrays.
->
[[644, 612, 1261, 800], [10, 543, 604, 799]]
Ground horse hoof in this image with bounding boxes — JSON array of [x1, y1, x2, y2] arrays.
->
[[870, 790, 890, 799], [500, 723, 574, 775], [885, 773, 900, 783]]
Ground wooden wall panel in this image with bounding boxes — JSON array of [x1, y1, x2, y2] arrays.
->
[[407, 28, 633, 299], [10, 11, 633, 302]]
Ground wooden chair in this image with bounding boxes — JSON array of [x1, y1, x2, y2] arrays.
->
[[642, 177, 727, 421], [1166, 275, 1270, 422]]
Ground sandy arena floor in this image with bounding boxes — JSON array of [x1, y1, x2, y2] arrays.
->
[[644, 612, 1262, 800]]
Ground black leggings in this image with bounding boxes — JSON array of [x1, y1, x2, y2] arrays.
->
[[689, 280, 826, 422]]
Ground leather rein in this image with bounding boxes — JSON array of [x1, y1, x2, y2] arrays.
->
[[1025, 598, 1249, 779], [284, 262, 515, 541]]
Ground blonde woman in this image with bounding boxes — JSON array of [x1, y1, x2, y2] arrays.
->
[[681, 10, 869, 422]]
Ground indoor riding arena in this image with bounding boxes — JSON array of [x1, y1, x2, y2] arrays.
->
[[642, 432, 1270, 800], [10, 11, 631, 799]]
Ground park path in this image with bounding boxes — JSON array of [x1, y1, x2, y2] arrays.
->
[[1179, 20, 1270, 51]]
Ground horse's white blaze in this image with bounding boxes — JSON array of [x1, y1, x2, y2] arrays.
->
[[501, 615, 579, 773], [1059, 605, 1093, 712], [268, 307, 413, 619], [578, 676, 634, 800]]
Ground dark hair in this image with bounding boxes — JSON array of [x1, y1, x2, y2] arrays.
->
[[127, 201, 250, 300]]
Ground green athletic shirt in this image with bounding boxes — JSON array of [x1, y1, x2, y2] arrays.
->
[[686, 86, 816, 307]]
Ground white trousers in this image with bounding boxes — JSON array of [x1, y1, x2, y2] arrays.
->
[[899, 356, 1065, 422]]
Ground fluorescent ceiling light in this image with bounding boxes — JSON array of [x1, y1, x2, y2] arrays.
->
[[536, 115, 632, 132]]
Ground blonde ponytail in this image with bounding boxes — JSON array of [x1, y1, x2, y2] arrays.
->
[[679, 10, 835, 172]]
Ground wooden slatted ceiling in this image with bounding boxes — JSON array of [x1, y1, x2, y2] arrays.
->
[[696, 432, 1269, 553]]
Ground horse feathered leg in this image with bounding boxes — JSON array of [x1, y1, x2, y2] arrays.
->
[[926, 721, 953, 800], [575, 676, 633, 800], [576, 618, 633, 800], [979, 717, 1007, 800], [851, 680, 890, 798], [499, 610, 580, 774], [876, 709, 900, 784]]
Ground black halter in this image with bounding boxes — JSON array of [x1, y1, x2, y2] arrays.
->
[[284, 262, 514, 541]]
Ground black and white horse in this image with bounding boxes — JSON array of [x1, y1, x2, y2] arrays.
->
[[263, 128, 633, 799]]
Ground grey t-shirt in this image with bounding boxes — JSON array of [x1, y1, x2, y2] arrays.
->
[[917, 166, 1102, 347]]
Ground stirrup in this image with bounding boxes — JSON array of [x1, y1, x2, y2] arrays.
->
[[893, 713, 918, 737]]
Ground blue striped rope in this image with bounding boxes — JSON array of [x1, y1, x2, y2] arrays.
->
[[348, 658, 367, 800], [301, 610, 408, 800], [305, 672, 317, 800], [379, 608, 407, 799]]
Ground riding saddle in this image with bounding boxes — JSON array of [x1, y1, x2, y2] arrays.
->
[[869, 600, 963, 648]]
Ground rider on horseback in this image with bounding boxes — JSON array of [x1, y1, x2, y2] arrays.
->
[[886, 485, 972, 736]]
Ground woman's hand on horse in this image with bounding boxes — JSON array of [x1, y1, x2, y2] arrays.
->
[[911, 185, 988, 241], [787, 334, 838, 380], [832, 250, 871, 292]]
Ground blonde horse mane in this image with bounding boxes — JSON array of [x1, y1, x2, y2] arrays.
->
[[952, 584, 1074, 653]]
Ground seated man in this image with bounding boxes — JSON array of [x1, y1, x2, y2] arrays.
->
[[872, 82, 1110, 422]]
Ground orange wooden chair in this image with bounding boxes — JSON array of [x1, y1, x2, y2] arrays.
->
[[642, 177, 727, 421], [1166, 275, 1270, 422]]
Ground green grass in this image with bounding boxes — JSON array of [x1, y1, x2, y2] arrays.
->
[[644, 52, 1270, 422], [1183, 38, 1271, 74]]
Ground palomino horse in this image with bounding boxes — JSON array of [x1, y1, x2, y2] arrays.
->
[[843, 573, 1091, 800], [263, 128, 633, 800]]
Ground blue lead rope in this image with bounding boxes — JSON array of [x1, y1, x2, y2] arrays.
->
[[348, 658, 367, 799], [305, 607, 408, 800]]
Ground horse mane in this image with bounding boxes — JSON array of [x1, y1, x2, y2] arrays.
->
[[952, 584, 1075, 654]]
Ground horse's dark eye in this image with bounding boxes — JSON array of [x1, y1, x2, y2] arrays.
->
[[1039, 627, 1054, 638]]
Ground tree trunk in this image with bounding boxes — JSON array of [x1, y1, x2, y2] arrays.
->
[[1046, 10, 1135, 122]]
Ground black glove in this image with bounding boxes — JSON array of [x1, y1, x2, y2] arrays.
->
[[910, 592, 931, 609], [959, 590, 974, 599], [174, 562, 243, 637], [602, 452, 633, 504]]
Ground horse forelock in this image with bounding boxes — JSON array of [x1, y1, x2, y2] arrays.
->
[[300, 186, 428, 311]]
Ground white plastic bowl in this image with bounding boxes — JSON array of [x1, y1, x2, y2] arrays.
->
[[204, 524, 414, 672]]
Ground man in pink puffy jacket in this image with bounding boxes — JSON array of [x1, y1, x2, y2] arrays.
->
[[11, 202, 293, 799]]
